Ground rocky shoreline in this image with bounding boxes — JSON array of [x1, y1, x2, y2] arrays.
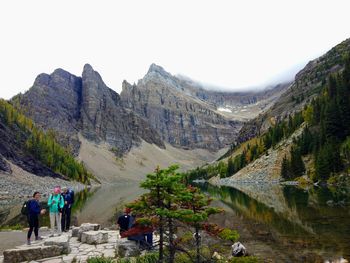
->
[[0, 163, 86, 210], [0, 223, 144, 263]]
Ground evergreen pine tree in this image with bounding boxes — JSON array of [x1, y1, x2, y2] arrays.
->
[[280, 155, 289, 180], [227, 157, 234, 177], [315, 147, 331, 181]]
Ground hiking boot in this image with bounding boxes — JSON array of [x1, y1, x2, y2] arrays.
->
[[27, 239, 31, 245], [35, 236, 43, 241]]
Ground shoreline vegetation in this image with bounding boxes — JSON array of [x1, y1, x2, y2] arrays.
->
[[186, 56, 350, 189], [123, 164, 245, 263]]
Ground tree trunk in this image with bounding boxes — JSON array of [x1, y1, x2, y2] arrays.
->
[[195, 225, 200, 263], [168, 217, 175, 263], [159, 216, 164, 263], [157, 183, 164, 263]]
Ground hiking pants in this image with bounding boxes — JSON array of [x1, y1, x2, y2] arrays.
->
[[27, 214, 39, 239], [61, 205, 71, 231], [49, 212, 61, 233]]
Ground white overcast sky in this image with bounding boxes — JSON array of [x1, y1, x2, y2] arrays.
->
[[1, 0, 350, 99]]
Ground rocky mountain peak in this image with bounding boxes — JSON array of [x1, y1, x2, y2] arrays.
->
[[82, 63, 94, 73], [52, 68, 74, 78], [122, 80, 133, 90], [147, 63, 167, 75], [82, 64, 105, 87], [17, 63, 165, 156], [140, 63, 179, 90], [33, 68, 81, 91], [33, 73, 51, 86]]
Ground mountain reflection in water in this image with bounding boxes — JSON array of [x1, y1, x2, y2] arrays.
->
[[197, 183, 350, 261], [0, 182, 144, 228]]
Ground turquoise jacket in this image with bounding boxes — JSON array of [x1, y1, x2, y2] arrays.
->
[[47, 194, 64, 213]]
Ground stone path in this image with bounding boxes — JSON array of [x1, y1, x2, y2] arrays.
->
[[0, 223, 142, 263]]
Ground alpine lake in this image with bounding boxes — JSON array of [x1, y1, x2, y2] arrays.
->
[[1, 182, 349, 262]]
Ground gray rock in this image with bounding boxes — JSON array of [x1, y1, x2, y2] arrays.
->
[[71, 227, 80, 238], [115, 239, 141, 258], [80, 223, 100, 231], [17, 68, 83, 155], [120, 66, 241, 151], [77, 223, 101, 241], [80, 231, 108, 245], [3, 245, 62, 263], [232, 242, 246, 257], [44, 234, 70, 254], [17, 64, 164, 157], [80, 64, 164, 155]]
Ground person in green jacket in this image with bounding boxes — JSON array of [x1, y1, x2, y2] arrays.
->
[[48, 187, 64, 235]]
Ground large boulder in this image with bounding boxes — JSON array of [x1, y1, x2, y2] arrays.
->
[[3, 245, 62, 263], [81, 231, 108, 245], [76, 223, 101, 241], [44, 234, 71, 254], [71, 226, 80, 238], [115, 239, 141, 258], [232, 242, 247, 257]]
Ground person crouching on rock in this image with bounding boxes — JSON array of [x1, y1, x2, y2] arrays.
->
[[117, 207, 132, 235], [48, 186, 64, 235], [120, 216, 154, 250], [27, 191, 46, 245]]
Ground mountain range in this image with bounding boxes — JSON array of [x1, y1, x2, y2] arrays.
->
[[14, 63, 287, 156], [1, 61, 287, 181], [2, 37, 349, 183]]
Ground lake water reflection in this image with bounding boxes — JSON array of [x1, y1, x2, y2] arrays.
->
[[1, 181, 349, 261], [198, 183, 350, 261], [0, 182, 144, 229]]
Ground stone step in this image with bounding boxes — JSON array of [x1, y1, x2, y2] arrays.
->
[[3, 245, 63, 263]]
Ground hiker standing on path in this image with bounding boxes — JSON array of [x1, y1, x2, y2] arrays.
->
[[48, 187, 64, 235], [61, 187, 74, 232], [26, 191, 46, 245]]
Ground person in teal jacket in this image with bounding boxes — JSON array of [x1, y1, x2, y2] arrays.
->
[[48, 187, 64, 235]]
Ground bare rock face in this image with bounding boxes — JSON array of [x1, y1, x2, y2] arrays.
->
[[18, 68, 83, 154], [121, 64, 241, 151], [17, 64, 164, 156], [80, 64, 164, 155], [15, 63, 285, 156]]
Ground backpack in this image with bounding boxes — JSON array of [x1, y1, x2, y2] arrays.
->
[[21, 200, 29, 215]]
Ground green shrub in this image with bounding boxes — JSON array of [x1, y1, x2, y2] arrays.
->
[[0, 224, 23, 231], [218, 228, 240, 242], [87, 256, 114, 263], [229, 256, 260, 263], [116, 253, 158, 263], [135, 253, 159, 263]]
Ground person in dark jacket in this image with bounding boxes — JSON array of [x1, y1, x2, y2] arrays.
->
[[117, 208, 132, 234], [27, 192, 46, 245], [61, 187, 74, 232]]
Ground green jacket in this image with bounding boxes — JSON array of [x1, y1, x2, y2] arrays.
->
[[47, 194, 64, 213]]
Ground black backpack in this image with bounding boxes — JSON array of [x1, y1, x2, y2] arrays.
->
[[21, 200, 30, 215]]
